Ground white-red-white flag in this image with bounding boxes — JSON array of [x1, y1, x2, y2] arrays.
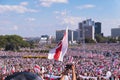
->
[[68, 56, 73, 63], [34, 64, 40, 73], [96, 66, 104, 75], [11, 66, 15, 73], [48, 27, 68, 61]]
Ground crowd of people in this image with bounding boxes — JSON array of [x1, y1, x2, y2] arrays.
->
[[0, 43, 120, 80]]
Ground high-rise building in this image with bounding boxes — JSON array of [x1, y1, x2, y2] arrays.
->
[[56, 30, 64, 43], [73, 30, 78, 41], [95, 22, 101, 35], [78, 19, 95, 41], [111, 27, 120, 38], [56, 29, 78, 43]]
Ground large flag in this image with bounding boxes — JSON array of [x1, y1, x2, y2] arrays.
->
[[48, 27, 68, 61]]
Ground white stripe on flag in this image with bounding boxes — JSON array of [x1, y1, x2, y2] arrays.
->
[[34, 64, 40, 73], [48, 27, 68, 61]]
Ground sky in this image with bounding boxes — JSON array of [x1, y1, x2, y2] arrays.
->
[[0, 0, 120, 37]]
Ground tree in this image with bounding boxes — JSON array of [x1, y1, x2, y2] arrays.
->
[[118, 36, 120, 41], [85, 38, 95, 43], [27, 40, 35, 49], [95, 34, 107, 43], [0, 35, 7, 48], [5, 43, 19, 51], [107, 37, 117, 43], [0, 35, 30, 51]]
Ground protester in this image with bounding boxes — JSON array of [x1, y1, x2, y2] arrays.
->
[[0, 43, 120, 80], [60, 64, 76, 80]]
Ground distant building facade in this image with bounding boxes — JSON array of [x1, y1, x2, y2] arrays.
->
[[78, 19, 95, 41], [56, 29, 78, 43], [73, 30, 78, 41], [95, 22, 101, 34], [39, 35, 51, 44], [56, 19, 103, 43], [56, 30, 65, 43], [111, 27, 120, 38]]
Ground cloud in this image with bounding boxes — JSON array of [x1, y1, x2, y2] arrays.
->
[[12, 25, 18, 31], [39, 0, 68, 7], [25, 17, 36, 22], [20, 2, 28, 6], [0, 2, 37, 14], [53, 10, 67, 16], [54, 10, 85, 28], [76, 4, 95, 10], [62, 16, 81, 26]]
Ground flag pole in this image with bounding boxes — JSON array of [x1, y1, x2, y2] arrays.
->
[[82, 24, 86, 55]]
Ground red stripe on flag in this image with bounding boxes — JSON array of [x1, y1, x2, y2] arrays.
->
[[34, 65, 40, 69], [54, 41, 62, 60]]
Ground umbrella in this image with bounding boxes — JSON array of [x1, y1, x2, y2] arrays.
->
[[5, 71, 43, 80]]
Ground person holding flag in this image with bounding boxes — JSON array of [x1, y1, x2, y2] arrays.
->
[[60, 64, 76, 80]]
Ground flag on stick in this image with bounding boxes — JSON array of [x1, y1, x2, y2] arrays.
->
[[34, 64, 40, 73], [11, 66, 15, 73], [48, 27, 68, 61]]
